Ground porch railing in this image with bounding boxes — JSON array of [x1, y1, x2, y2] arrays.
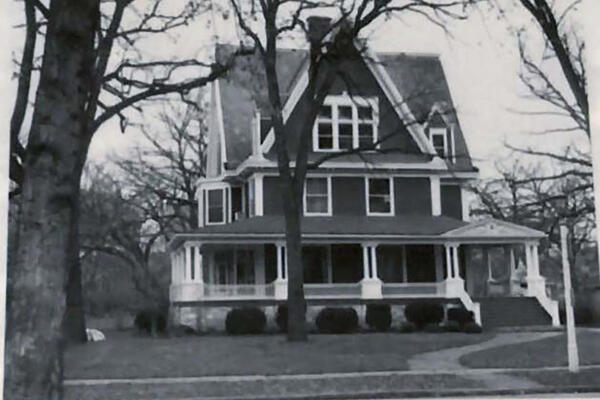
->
[[303, 283, 362, 298], [381, 282, 444, 297], [203, 283, 275, 298]]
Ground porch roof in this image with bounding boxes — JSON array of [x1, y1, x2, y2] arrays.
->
[[169, 215, 468, 248], [169, 216, 547, 250]]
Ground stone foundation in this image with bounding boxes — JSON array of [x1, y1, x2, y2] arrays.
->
[[170, 302, 410, 333]]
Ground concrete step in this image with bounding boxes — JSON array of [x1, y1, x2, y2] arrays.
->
[[475, 297, 552, 329]]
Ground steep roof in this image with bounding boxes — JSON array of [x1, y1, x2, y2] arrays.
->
[[215, 44, 473, 170]]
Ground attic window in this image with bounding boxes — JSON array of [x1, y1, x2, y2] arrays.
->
[[313, 95, 378, 152], [429, 127, 447, 158]]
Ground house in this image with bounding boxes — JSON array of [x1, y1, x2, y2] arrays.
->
[[168, 31, 560, 331]]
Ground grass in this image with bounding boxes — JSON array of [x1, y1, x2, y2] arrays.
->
[[65, 330, 493, 380], [460, 329, 600, 369]]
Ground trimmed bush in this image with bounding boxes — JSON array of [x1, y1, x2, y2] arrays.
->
[[134, 310, 167, 335], [444, 320, 461, 332], [366, 304, 392, 332], [225, 307, 267, 335], [463, 322, 483, 334], [275, 305, 288, 333], [399, 321, 417, 333], [447, 307, 474, 328], [404, 300, 444, 329], [315, 307, 359, 334], [423, 323, 445, 333]]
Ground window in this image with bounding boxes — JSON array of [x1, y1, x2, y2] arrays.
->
[[366, 177, 393, 216], [304, 177, 331, 215], [206, 188, 226, 224], [429, 128, 447, 158], [248, 179, 255, 217], [314, 95, 378, 152]]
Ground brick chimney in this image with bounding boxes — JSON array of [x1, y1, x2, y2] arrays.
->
[[307, 16, 332, 43]]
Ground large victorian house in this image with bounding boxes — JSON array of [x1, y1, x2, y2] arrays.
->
[[168, 37, 559, 331]]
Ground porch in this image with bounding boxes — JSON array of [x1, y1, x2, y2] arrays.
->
[[168, 217, 561, 327]]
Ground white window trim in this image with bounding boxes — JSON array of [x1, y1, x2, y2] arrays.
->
[[313, 94, 379, 152], [303, 176, 332, 216], [202, 182, 230, 225], [365, 176, 395, 216], [429, 127, 448, 158]]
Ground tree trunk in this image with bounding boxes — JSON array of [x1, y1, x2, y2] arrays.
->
[[62, 233, 87, 343], [283, 182, 307, 341], [4, 1, 99, 398]]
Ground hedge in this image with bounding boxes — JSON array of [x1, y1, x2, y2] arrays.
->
[[315, 307, 359, 334], [225, 307, 267, 335], [365, 304, 392, 332]]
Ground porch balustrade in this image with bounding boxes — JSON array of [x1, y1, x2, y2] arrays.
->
[[381, 282, 444, 297], [303, 283, 362, 298]]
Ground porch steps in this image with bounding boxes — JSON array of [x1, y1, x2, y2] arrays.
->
[[476, 297, 551, 329]]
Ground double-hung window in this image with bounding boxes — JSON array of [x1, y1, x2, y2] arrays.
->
[[314, 95, 378, 152], [366, 177, 393, 216], [206, 188, 227, 224], [304, 177, 331, 216], [429, 127, 447, 158]]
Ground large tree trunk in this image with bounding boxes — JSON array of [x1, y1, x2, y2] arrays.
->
[[4, 1, 99, 398], [283, 181, 307, 341], [62, 218, 87, 343]]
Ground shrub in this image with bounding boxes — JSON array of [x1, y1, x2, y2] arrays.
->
[[225, 307, 267, 335], [134, 310, 167, 335], [275, 305, 288, 333], [444, 320, 461, 332], [170, 325, 196, 337], [559, 304, 594, 326], [447, 307, 474, 328], [366, 304, 392, 332], [463, 322, 483, 334], [315, 307, 358, 334], [399, 321, 416, 333], [423, 323, 445, 333], [404, 300, 444, 329]]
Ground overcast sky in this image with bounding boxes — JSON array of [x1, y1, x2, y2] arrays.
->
[[0, 1, 594, 180]]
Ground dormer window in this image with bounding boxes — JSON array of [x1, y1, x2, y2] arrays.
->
[[429, 127, 447, 158], [206, 188, 227, 224], [314, 95, 378, 152]]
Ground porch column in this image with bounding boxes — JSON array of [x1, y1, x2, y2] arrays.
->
[[526, 241, 545, 297], [361, 243, 382, 299], [274, 242, 287, 299], [185, 245, 192, 282], [170, 252, 177, 284], [194, 246, 203, 283], [444, 244, 452, 278], [452, 244, 460, 279]]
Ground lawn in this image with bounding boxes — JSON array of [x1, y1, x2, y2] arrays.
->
[[65, 330, 493, 380], [460, 329, 600, 369]]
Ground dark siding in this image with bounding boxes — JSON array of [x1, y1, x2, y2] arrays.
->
[[332, 177, 365, 215], [267, 49, 422, 160], [394, 177, 431, 215], [263, 176, 283, 215], [441, 185, 462, 220]]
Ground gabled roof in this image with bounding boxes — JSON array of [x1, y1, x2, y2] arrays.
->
[[215, 44, 474, 171], [442, 218, 546, 241]]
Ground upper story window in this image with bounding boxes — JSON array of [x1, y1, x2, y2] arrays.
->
[[366, 177, 394, 216], [206, 187, 227, 224], [429, 127, 447, 158], [304, 176, 331, 216], [314, 95, 378, 152]]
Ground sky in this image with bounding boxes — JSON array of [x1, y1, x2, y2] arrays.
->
[[0, 1, 595, 180]]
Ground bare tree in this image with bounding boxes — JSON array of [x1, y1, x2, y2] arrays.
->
[[5, 1, 246, 398], [471, 158, 596, 289], [228, 0, 474, 341]]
